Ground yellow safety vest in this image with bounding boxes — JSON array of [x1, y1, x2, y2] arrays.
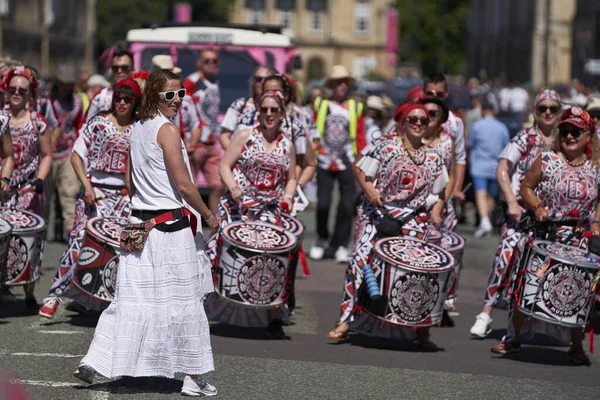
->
[[314, 97, 364, 155]]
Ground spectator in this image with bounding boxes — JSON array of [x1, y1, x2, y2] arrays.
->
[[508, 83, 529, 113], [365, 95, 385, 145], [468, 99, 510, 237], [465, 90, 482, 137], [570, 79, 588, 107], [586, 97, 600, 136]]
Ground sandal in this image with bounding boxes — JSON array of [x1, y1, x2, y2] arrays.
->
[[568, 348, 591, 366], [490, 341, 521, 355], [327, 324, 349, 341]]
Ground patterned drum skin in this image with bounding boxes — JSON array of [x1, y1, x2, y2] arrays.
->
[[217, 221, 296, 307], [0, 218, 12, 276], [402, 224, 441, 245], [441, 231, 466, 300], [517, 240, 600, 328], [0, 208, 45, 286], [280, 214, 304, 248], [73, 217, 127, 303], [361, 236, 455, 327]]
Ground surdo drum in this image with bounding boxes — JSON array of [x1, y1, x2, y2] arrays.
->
[[216, 221, 296, 307], [516, 240, 599, 328], [73, 216, 127, 303], [440, 231, 466, 301], [0, 208, 44, 286], [360, 236, 454, 327], [0, 218, 11, 282]]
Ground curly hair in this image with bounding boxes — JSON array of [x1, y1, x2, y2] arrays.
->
[[262, 75, 292, 104], [137, 69, 180, 120]]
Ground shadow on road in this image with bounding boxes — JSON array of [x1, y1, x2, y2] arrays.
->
[[76, 377, 182, 396], [209, 323, 274, 340], [496, 346, 577, 367], [331, 334, 445, 353]]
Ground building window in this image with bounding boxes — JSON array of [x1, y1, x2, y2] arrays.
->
[[310, 11, 322, 32], [354, 0, 370, 35], [307, 57, 325, 81], [280, 10, 292, 29], [250, 9, 263, 24]]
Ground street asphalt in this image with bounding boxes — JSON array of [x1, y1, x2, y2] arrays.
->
[[0, 208, 598, 399]]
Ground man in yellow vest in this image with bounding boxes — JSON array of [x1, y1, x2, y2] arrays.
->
[[310, 65, 365, 263]]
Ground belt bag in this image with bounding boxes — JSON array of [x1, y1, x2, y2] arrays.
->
[[376, 208, 419, 237], [120, 208, 198, 253]]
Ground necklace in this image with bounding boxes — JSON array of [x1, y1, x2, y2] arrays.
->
[[402, 137, 426, 165], [560, 152, 587, 168]]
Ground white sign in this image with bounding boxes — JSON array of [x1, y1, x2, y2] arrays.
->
[[188, 32, 233, 45], [585, 59, 600, 75]]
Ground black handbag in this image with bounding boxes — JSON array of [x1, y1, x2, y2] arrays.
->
[[375, 208, 416, 237]]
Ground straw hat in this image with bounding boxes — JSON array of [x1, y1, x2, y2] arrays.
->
[[55, 64, 77, 84], [366, 96, 385, 111], [586, 97, 600, 112], [87, 74, 111, 88], [152, 55, 182, 75], [325, 65, 355, 89]]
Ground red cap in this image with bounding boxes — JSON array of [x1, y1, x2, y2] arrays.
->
[[406, 86, 424, 103], [394, 103, 429, 124], [115, 79, 142, 105]]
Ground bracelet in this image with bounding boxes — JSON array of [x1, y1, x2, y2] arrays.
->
[[205, 212, 215, 222], [592, 220, 600, 225], [283, 194, 293, 200], [1, 177, 9, 183]]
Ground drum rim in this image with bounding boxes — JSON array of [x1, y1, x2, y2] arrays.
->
[[374, 236, 455, 272], [0, 218, 12, 234], [0, 208, 45, 233], [440, 231, 466, 251], [222, 221, 297, 252], [86, 216, 128, 248], [532, 240, 599, 269], [280, 214, 305, 236]]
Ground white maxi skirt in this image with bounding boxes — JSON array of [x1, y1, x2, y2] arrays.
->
[[81, 221, 215, 379]]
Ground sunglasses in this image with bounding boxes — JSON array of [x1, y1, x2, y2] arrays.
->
[[406, 116, 429, 126], [159, 89, 186, 101], [536, 105, 560, 114], [253, 76, 268, 83], [427, 109, 439, 118], [203, 58, 219, 65], [589, 112, 600, 120], [260, 106, 280, 114], [559, 128, 584, 138], [111, 65, 132, 73], [425, 90, 446, 98], [7, 86, 28, 96], [114, 95, 135, 104]]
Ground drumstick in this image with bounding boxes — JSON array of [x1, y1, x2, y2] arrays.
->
[[461, 183, 472, 194]]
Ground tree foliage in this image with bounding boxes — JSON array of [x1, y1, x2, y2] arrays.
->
[[97, 0, 235, 51], [396, 0, 469, 76]]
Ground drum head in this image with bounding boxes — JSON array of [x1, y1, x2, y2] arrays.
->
[[280, 214, 304, 238], [426, 227, 442, 242], [86, 217, 128, 248], [0, 208, 45, 233], [0, 218, 12, 235], [374, 236, 454, 273], [533, 241, 599, 269], [441, 231, 465, 252], [223, 221, 296, 253]]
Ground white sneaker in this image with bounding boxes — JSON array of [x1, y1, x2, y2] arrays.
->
[[181, 375, 217, 397], [475, 225, 492, 238], [334, 246, 349, 264], [470, 312, 493, 338], [73, 363, 95, 384], [309, 238, 327, 260]]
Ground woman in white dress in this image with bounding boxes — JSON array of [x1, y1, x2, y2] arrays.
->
[[73, 69, 219, 397]]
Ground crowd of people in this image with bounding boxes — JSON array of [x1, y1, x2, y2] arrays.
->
[[0, 46, 598, 397]]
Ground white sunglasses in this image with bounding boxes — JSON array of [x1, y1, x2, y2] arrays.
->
[[159, 89, 186, 101]]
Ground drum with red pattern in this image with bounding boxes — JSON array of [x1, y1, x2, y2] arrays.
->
[[0, 218, 12, 281], [441, 231, 466, 300], [216, 221, 296, 307], [360, 236, 454, 327], [280, 214, 304, 248], [73, 216, 127, 303], [516, 240, 599, 328], [0, 208, 44, 286], [402, 224, 442, 245]]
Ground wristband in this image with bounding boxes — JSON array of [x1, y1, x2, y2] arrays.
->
[[1, 177, 9, 183], [592, 220, 600, 225], [283, 194, 293, 200]]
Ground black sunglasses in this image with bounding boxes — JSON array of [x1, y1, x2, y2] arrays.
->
[[559, 128, 584, 138], [253, 76, 267, 83], [7, 86, 28, 96], [406, 116, 429, 126], [260, 106, 280, 114], [114, 95, 135, 104], [427, 109, 439, 118], [111, 65, 132, 73], [203, 58, 219, 65], [536, 105, 560, 114], [425, 90, 446, 99]]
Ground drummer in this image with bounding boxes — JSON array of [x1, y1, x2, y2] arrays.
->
[[1, 66, 52, 313], [39, 79, 141, 319], [493, 107, 599, 366], [327, 104, 448, 349], [470, 90, 561, 339], [205, 90, 297, 339]]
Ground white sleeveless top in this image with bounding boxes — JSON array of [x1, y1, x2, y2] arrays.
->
[[130, 113, 192, 211]]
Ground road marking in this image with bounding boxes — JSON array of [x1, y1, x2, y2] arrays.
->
[[15, 379, 78, 388], [9, 352, 83, 358], [37, 330, 84, 335]]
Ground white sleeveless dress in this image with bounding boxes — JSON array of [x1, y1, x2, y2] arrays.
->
[[80, 114, 214, 378]]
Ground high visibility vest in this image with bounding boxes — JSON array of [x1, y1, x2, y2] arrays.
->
[[314, 97, 364, 155]]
